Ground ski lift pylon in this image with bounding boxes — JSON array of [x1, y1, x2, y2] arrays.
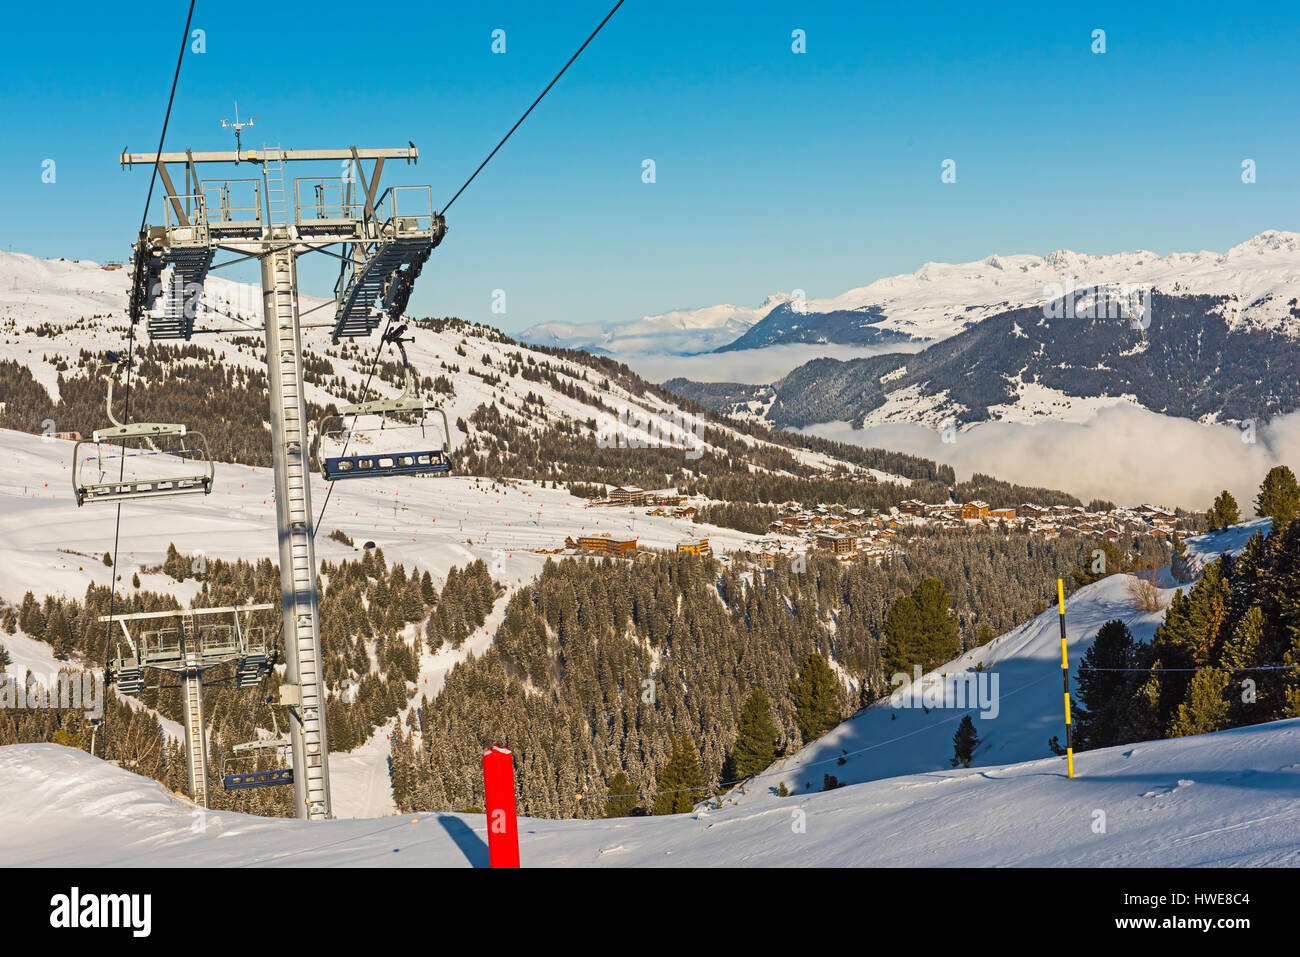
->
[[72, 356, 215, 506], [318, 324, 452, 481]]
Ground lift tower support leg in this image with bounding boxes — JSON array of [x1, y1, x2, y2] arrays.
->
[[181, 656, 209, 807], [261, 247, 332, 820]]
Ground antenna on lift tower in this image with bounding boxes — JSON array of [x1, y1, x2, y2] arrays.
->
[[220, 102, 256, 162]]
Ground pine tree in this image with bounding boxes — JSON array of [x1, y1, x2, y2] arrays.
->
[[1206, 490, 1241, 532], [883, 593, 923, 677], [1073, 619, 1137, 749], [884, 578, 959, 675], [725, 689, 780, 779], [1256, 465, 1300, 531], [1168, 669, 1231, 737], [1072, 539, 1126, 586], [1170, 532, 1192, 584], [791, 653, 840, 742], [603, 770, 638, 817], [913, 577, 959, 670], [18, 592, 43, 639], [163, 543, 185, 581], [652, 736, 706, 815], [951, 715, 979, 767]]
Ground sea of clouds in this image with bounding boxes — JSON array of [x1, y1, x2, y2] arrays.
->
[[803, 405, 1300, 512]]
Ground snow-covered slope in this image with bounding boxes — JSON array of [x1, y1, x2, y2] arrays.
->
[[726, 523, 1270, 806], [5, 717, 1299, 866], [1183, 518, 1272, 575], [0, 426, 769, 818], [523, 231, 1300, 357]]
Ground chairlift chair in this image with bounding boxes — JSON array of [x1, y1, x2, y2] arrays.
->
[[318, 325, 452, 481], [72, 357, 215, 506], [221, 696, 294, 791]]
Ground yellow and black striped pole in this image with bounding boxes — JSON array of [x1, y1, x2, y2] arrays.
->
[[1058, 578, 1074, 778]]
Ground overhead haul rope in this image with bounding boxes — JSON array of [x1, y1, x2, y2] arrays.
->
[[312, 0, 625, 537], [101, 0, 198, 686], [439, 0, 625, 216]]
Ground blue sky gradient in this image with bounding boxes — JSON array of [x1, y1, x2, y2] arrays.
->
[[1, 1, 1297, 332]]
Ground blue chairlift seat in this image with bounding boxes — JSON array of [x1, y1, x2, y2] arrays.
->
[[323, 448, 450, 481], [223, 768, 295, 791]]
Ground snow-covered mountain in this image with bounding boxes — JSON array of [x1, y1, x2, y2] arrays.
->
[[524, 231, 1300, 357], [520, 295, 794, 356]]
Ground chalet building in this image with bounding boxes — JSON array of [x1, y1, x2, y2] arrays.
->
[[988, 507, 1016, 521], [961, 501, 989, 521], [898, 499, 927, 516], [816, 533, 856, 556], [610, 486, 647, 506], [576, 534, 638, 556], [677, 539, 711, 556], [1020, 504, 1048, 518]]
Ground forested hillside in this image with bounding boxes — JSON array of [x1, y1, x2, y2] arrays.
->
[[0, 528, 1163, 818]]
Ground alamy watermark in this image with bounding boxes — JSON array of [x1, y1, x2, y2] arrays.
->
[[0, 670, 104, 720], [889, 666, 1000, 719], [49, 887, 151, 937], [1042, 279, 1152, 330], [596, 405, 706, 460]]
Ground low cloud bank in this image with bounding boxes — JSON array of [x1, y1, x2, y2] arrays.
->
[[803, 405, 1300, 512], [625, 341, 925, 386]]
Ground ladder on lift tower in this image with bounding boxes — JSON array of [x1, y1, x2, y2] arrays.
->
[[264, 147, 288, 226], [181, 652, 208, 808]]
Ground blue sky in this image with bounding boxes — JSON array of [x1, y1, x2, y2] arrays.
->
[[1, 1, 1298, 333]]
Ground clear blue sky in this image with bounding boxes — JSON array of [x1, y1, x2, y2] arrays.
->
[[2, 1, 1298, 334]]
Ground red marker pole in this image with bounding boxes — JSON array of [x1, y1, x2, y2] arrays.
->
[[482, 746, 520, 868]]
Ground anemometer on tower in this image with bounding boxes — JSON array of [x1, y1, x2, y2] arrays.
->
[[221, 102, 255, 161], [107, 113, 449, 820]]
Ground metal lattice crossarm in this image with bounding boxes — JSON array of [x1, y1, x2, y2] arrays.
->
[[100, 603, 276, 808]]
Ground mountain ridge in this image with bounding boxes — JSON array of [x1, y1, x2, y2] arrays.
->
[[521, 230, 1300, 357]]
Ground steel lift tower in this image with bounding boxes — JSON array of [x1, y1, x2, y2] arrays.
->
[[103, 604, 275, 807], [121, 140, 444, 819]]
